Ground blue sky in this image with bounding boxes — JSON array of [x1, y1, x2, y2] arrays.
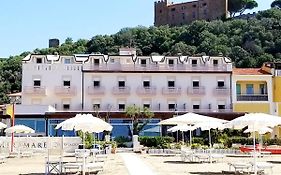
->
[[0, 0, 274, 57]]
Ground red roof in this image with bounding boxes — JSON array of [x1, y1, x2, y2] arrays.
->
[[233, 68, 271, 75]]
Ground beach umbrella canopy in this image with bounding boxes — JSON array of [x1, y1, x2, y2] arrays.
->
[[194, 121, 228, 131], [244, 126, 273, 135], [0, 122, 7, 129], [55, 113, 113, 133], [167, 125, 196, 132], [159, 112, 226, 125], [5, 125, 35, 134], [228, 113, 281, 175]]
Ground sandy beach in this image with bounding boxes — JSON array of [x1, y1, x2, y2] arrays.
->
[[1, 152, 281, 175]]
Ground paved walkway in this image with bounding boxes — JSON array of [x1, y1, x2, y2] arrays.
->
[[121, 153, 156, 175]]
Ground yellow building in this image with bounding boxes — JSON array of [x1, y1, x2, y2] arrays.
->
[[232, 68, 273, 114]]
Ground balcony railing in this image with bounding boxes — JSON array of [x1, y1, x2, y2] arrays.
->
[[187, 87, 205, 95], [162, 87, 181, 95], [237, 94, 268, 101], [136, 86, 157, 95], [276, 70, 281, 76], [23, 86, 46, 95], [88, 86, 105, 95], [112, 86, 131, 95], [54, 86, 77, 96], [82, 63, 230, 72], [213, 87, 230, 96]]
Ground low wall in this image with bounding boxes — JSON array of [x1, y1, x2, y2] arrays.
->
[[0, 136, 82, 153]]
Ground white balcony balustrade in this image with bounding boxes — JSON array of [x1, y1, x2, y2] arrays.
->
[[87, 86, 105, 95], [23, 86, 46, 96], [112, 86, 131, 95], [54, 86, 77, 96], [136, 86, 157, 95], [213, 87, 230, 96], [187, 87, 206, 95], [162, 87, 182, 95]]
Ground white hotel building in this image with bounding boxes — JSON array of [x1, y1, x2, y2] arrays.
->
[[16, 48, 235, 137]]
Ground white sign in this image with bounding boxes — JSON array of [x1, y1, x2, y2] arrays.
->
[[0, 137, 82, 153]]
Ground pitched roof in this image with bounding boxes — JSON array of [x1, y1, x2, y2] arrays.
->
[[233, 68, 271, 75]]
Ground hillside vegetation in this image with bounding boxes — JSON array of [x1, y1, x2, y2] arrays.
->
[[0, 8, 280, 104]]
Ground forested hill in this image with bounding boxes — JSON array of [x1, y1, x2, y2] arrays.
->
[[0, 8, 281, 104]]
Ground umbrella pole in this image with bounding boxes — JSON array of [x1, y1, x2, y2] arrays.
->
[[253, 126, 257, 175], [182, 131, 184, 143], [189, 125, 192, 147]]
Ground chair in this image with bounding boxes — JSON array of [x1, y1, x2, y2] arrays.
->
[[45, 149, 63, 175], [228, 162, 252, 174], [251, 162, 274, 174]]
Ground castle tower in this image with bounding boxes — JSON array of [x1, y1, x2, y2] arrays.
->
[[154, 0, 170, 27]]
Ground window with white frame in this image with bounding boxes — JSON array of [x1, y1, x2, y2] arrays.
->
[[64, 58, 71, 64], [192, 80, 200, 87], [217, 80, 225, 88], [118, 103, 126, 111], [33, 79, 41, 87], [36, 58, 43, 64], [63, 80, 71, 87], [168, 80, 175, 88], [192, 101, 200, 110]]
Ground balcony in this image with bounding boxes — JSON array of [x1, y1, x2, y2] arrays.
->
[[112, 86, 131, 95], [237, 94, 268, 101], [88, 86, 105, 95], [54, 86, 77, 96], [187, 87, 205, 95], [23, 86, 46, 96], [136, 86, 157, 96], [82, 63, 230, 72], [162, 87, 181, 95], [213, 87, 230, 96]]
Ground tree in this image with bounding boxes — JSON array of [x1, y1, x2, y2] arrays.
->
[[271, 0, 281, 9], [228, 0, 258, 17], [125, 105, 154, 136]]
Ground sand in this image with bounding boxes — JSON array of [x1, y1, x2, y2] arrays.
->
[[1, 152, 281, 175]]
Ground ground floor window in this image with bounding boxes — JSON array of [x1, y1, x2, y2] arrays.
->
[[15, 118, 46, 136]]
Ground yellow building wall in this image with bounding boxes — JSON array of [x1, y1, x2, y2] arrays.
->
[[278, 103, 281, 116], [273, 77, 281, 102], [237, 81, 267, 94], [233, 103, 270, 113]]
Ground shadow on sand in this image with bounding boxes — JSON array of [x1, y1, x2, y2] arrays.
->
[[164, 160, 205, 164]]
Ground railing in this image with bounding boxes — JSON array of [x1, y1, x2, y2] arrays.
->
[[112, 86, 131, 95], [187, 87, 205, 95], [213, 87, 230, 96], [162, 87, 181, 95], [136, 86, 157, 95], [276, 70, 281, 76], [54, 86, 77, 96], [82, 63, 229, 72], [23, 86, 46, 95], [23, 64, 82, 71], [87, 86, 105, 95], [237, 94, 268, 101]]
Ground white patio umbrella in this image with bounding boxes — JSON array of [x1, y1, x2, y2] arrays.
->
[[159, 112, 227, 145], [244, 126, 273, 135], [55, 113, 113, 175], [168, 125, 196, 142], [5, 125, 35, 134], [0, 121, 7, 129], [227, 113, 281, 175]]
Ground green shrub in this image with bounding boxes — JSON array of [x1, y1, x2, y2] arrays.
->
[[114, 136, 131, 147], [139, 136, 174, 148], [191, 143, 201, 149], [192, 137, 204, 145]]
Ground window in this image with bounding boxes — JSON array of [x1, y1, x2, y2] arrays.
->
[[202, 3, 207, 6], [143, 81, 150, 88], [119, 104, 125, 111], [36, 58, 42, 64], [168, 59, 174, 65], [217, 81, 225, 88], [193, 104, 200, 109], [181, 6, 186, 10], [203, 9, 207, 15], [246, 84, 254, 94], [193, 80, 199, 87], [236, 84, 241, 95], [118, 81, 125, 87], [182, 13, 185, 20], [213, 60, 218, 65], [171, 8, 176, 11], [192, 11, 196, 18], [159, 10, 162, 13], [64, 58, 71, 64], [260, 84, 266, 94], [93, 104, 100, 110], [168, 103, 176, 111], [94, 59, 100, 65], [63, 80, 71, 87], [192, 59, 197, 66], [110, 58, 115, 63], [141, 59, 146, 65], [143, 104, 150, 109], [63, 104, 70, 110], [33, 80, 41, 87], [218, 105, 225, 110], [168, 80, 175, 88], [93, 81, 100, 88]]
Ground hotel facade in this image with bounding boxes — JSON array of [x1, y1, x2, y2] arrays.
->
[[12, 48, 236, 137]]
